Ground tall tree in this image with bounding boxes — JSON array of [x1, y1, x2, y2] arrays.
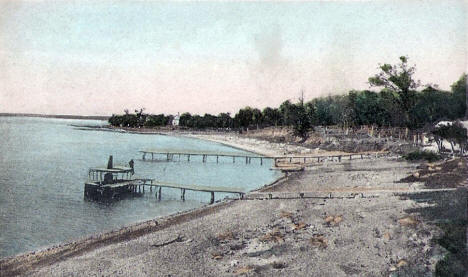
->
[[291, 95, 311, 141], [450, 73, 467, 119], [368, 56, 420, 126]]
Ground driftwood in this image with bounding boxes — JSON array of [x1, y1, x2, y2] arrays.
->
[[151, 235, 183, 247]]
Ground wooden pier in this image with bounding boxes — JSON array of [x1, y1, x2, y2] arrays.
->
[[87, 175, 244, 204], [139, 149, 267, 165], [139, 149, 390, 167], [142, 180, 245, 204]]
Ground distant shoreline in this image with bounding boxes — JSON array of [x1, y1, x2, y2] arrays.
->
[[0, 113, 109, 121]]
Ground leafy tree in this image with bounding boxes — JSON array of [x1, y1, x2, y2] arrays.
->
[[432, 121, 468, 154], [450, 73, 467, 119], [379, 89, 407, 127], [409, 86, 454, 128], [369, 56, 420, 125], [144, 114, 169, 127], [217, 113, 233, 129], [309, 97, 334, 126], [234, 107, 254, 130], [348, 90, 389, 126], [262, 107, 281, 127], [179, 112, 193, 127], [291, 98, 311, 140], [279, 100, 295, 126], [251, 108, 263, 129]]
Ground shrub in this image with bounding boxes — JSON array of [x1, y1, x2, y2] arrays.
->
[[403, 150, 441, 162]]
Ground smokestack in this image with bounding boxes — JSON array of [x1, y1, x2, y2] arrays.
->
[[107, 155, 113, 169]]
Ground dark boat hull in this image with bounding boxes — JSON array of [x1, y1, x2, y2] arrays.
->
[[84, 182, 135, 201]]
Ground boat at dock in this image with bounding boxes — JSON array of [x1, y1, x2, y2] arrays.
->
[[84, 156, 245, 203], [84, 156, 140, 200]]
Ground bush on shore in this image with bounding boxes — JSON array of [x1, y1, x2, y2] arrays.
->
[[403, 150, 441, 162]]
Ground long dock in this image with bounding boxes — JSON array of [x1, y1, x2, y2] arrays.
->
[[103, 178, 245, 204], [139, 149, 268, 164], [139, 149, 390, 166]]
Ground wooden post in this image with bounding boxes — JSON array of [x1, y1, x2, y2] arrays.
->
[[260, 158, 263, 165], [210, 191, 215, 204], [188, 154, 190, 162], [361, 154, 363, 159], [166, 153, 170, 161], [151, 153, 154, 160], [181, 189, 186, 201], [303, 157, 306, 163], [349, 155, 352, 160], [216, 156, 219, 163], [338, 156, 342, 162], [233, 156, 235, 163], [143, 153, 146, 160], [245, 156, 248, 164], [158, 186, 162, 200]]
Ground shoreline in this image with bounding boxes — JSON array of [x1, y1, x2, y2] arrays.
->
[[2, 126, 466, 276], [0, 131, 290, 275]]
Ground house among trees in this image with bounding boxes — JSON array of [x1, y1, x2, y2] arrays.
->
[[172, 113, 180, 127]]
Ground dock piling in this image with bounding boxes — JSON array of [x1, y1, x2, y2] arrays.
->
[[210, 191, 215, 204], [181, 189, 186, 201]]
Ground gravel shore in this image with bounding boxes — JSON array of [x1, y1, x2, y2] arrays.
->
[[1, 133, 466, 276]]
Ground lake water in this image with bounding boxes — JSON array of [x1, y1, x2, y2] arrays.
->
[[0, 117, 280, 258]]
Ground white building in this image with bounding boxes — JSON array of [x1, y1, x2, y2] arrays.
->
[[172, 113, 180, 126]]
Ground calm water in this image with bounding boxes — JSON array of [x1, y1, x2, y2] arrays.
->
[[0, 117, 280, 258]]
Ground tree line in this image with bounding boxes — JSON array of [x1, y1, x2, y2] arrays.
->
[[109, 57, 467, 138]]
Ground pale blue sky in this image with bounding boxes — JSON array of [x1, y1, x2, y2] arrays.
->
[[0, 1, 466, 115]]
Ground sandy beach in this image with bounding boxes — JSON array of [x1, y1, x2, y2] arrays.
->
[[1, 132, 466, 276]]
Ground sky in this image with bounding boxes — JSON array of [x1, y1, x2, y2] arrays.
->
[[0, 0, 466, 116]]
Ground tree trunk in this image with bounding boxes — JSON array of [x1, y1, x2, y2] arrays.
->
[[449, 141, 455, 154], [435, 138, 442, 153], [465, 85, 468, 119]]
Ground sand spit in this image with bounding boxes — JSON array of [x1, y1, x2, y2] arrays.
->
[[1, 133, 466, 276]]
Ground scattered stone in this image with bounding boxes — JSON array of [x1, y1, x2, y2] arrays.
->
[[230, 243, 245, 251], [397, 259, 408, 267], [279, 211, 294, 220], [310, 234, 328, 249], [230, 260, 239, 267], [217, 231, 235, 241], [398, 216, 419, 227], [260, 228, 284, 243], [292, 222, 307, 231], [211, 252, 224, 260], [271, 261, 287, 269], [234, 266, 254, 275], [324, 215, 343, 226], [383, 232, 391, 241]]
